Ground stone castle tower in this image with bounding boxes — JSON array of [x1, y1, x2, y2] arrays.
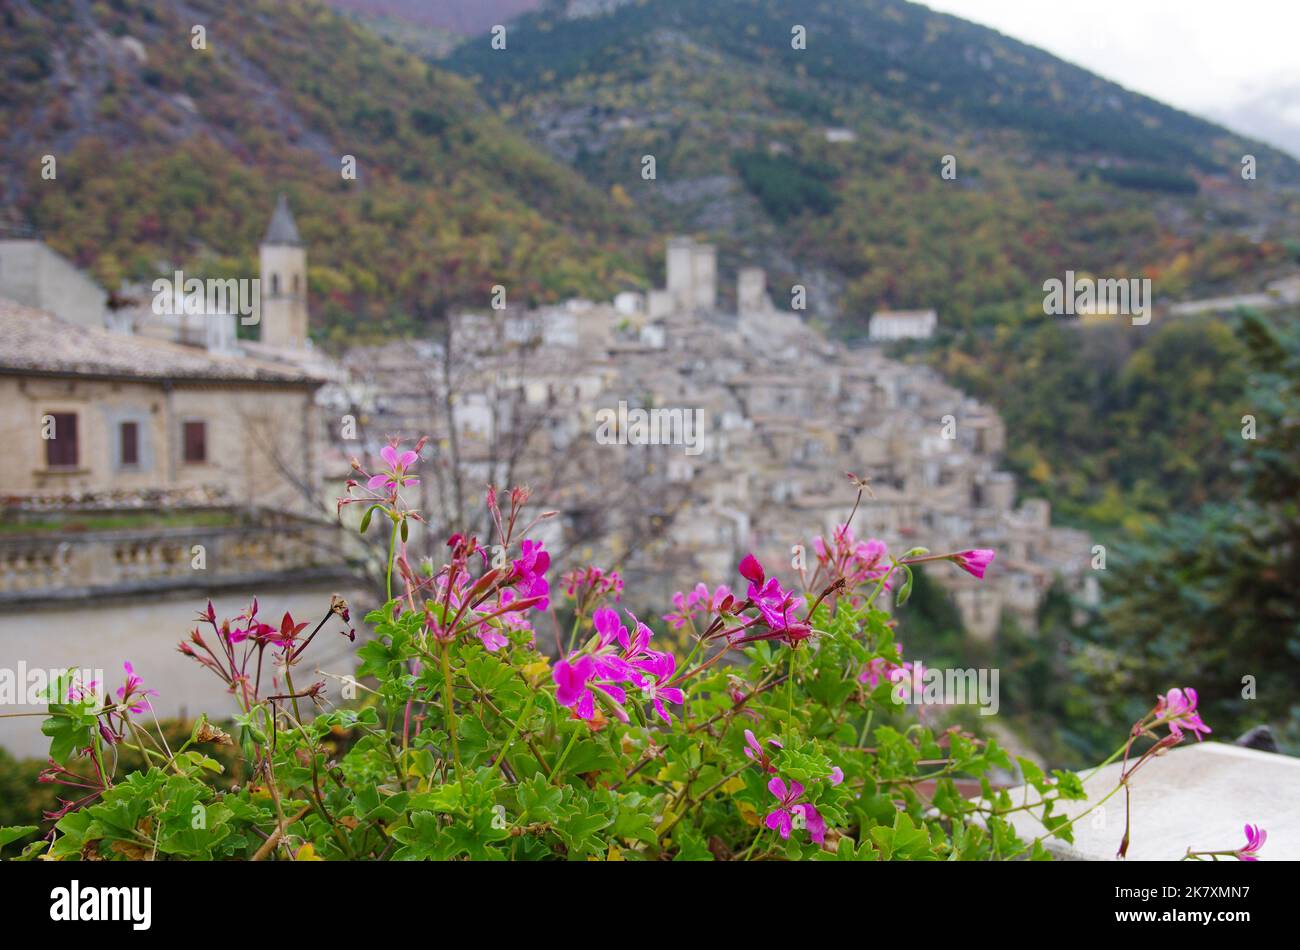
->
[[665, 236, 717, 314], [737, 267, 768, 316], [259, 194, 308, 349]]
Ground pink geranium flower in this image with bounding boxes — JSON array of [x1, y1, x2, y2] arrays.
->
[[747, 576, 798, 631], [812, 524, 893, 589], [553, 655, 597, 720], [561, 566, 623, 603], [738, 553, 765, 586], [743, 729, 782, 772], [663, 583, 732, 629], [511, 539, 550, 611], [367, 443, 420, 493], [1236, 824, 1267, 861], [637, 651, 685, 724], [592, 607, 626, 650], [859, 656, 898, 689], [115, 662, 158, 715], [1154, 687, 1212, 741], [765, 776, 827, 844], [555, 605, 684, 724], [65, 673, 100, 703], [951, 549, 995, 579]]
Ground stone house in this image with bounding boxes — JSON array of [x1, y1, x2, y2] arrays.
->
[[0, 299, 322, 510]]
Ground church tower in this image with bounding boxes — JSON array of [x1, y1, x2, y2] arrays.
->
[[258, 194, 308, 349]]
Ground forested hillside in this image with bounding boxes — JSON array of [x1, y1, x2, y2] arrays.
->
[[0, 0, 650, 344], [1012, 311, 1300, 763]]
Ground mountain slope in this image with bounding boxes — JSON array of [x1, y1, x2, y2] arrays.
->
[[453, 0, 1294, 172], [0, 0, 649, 342], [444, 0, 1300, 328], [327, 0, 541, 36]]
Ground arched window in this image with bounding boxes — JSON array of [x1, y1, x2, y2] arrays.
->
[[271, 274, 280, 295]]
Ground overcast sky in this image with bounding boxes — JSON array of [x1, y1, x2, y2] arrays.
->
[[919, 0, 1300, 158]]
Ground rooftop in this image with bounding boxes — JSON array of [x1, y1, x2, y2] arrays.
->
[[262, 193, 302, 246], [0, 298, 323, 386]]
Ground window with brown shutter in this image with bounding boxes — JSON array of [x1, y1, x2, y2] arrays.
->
[[45, 412, 78, 468], [120, 421, 139, 466], [183, 420, 207, 464]]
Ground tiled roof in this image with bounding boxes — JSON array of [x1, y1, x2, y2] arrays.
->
[[0, 298, 322, 385]]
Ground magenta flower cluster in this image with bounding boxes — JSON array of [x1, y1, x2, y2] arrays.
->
[[1153, 687, 1212, 742], [663, 582, 733, 630], [554, 607, 685, 724], [561, 565, 624, 603], [811, 523, 894, 589]]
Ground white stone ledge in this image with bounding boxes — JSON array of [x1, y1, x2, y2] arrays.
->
[[994, 742, 1298, 861]]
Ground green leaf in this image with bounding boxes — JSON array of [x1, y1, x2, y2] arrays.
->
[[560, 738, 618, 776], [1017, 756, 1046, 789], [0, 825, 38, 847], [359, 504, 382, 535], [670, 824, 714, 861], [516, 775, 565, 824], [555, 802, 613, 858]]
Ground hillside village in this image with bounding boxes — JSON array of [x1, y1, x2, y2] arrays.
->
[[0, 196, 1097, 640], [347, 234, 1098, 637]]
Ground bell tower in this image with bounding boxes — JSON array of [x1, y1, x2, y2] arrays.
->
[[258, 194, 308, 349]]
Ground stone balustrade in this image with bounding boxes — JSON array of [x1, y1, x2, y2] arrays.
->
[[0, 510, 351, 605]]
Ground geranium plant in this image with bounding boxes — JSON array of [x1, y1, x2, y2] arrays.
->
[[0, 447, 1261, 861]]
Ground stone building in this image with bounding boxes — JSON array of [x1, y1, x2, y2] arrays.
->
[[0, 201, 360, 759], [0, 300, 322, 507], [869, 308, 938, 341], [0, 238, 108, 329]]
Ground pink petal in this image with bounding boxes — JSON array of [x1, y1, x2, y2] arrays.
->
[[765, 808, 792, 839]]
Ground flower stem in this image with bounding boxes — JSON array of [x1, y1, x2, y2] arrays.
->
[[386, 516, 399, 602], [1029, 780, 1123, 852], [785, 649, 797, 739], [439, 644, 462, 787], [864, 563, 896, 608], [1080, 738, 1130, 783], [494, 692, 535, 770], [550, 725, 583, 784], [564, 611, 582, 656], [858, 709, 874, 748]]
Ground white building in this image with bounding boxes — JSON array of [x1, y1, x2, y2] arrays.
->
[[0, 239, 108, 330], [869, 308, 938, 341]]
